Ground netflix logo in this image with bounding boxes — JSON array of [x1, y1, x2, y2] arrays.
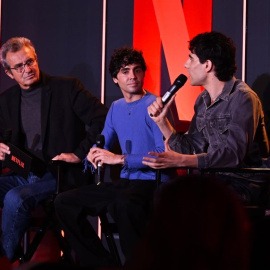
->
[[11, 155, 25, 168]]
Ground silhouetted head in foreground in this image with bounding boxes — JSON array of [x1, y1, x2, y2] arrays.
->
[[127, 174, 251, 270]]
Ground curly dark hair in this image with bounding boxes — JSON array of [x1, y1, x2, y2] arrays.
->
[[189, 31, 237, 81], [108, 46, 146, 79]]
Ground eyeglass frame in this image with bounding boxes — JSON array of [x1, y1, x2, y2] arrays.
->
[[8, 58, 37, 73]]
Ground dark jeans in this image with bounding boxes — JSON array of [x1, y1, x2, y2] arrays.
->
[[0, 172, 56, 260], [54, 179, 157, 268]]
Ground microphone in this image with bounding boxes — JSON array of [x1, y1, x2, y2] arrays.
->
[[96, 134, 105, 185], [96, 134, 105, 149], [161, 74, 187, 105]]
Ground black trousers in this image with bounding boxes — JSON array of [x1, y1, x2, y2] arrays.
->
[[54, 179, 157, 268]]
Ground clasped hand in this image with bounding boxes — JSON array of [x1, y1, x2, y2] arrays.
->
[[52, 153, 81, 163], [87, 147, 123, 169], [0, 143, 10, 161]]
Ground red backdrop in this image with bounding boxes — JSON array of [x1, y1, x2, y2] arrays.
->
[[133, 0, 212, 121]]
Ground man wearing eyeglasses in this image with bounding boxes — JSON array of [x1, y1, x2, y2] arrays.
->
[[0, 37, 108, 261], [3, 52, 40, 89]]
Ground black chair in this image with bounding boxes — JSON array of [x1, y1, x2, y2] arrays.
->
[[17, 161, 74, 264], [99, 213, 122, 268], [95, 162, 124, 268], [19, 162, 124, 268]]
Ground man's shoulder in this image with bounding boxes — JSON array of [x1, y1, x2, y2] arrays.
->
[[143, 91, 157, 104], [233, 80, 259, 99], [110, 98, 125, 109], [0, 84, 20, 98]]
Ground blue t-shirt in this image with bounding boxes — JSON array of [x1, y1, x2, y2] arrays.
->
[[101, 91, 172, 181]]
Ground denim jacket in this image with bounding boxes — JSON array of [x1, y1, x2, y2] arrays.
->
[[168, 77, 269, 169]]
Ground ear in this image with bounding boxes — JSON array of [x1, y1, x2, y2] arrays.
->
[[205, 60, 213, 72], [112, 77, 118, 84], [5, 69, 14, 79]]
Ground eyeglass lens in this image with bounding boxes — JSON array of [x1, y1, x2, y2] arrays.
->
[[11, 58, 35, 73]]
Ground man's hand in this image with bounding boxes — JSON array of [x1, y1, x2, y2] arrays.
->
[[87, 147, 124, 169], [148, 96, 175, 140], [0, 143, 10, 161], [142, 151, 183, 169], [142, 150, 198, 169], [52, 153, 81, 163], [148, 96, 175, 123]]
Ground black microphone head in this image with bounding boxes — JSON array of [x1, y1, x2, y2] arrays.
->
[[173, 74, 187, 87], [96, 134, 105, 148], [161, 74, 188, 105]]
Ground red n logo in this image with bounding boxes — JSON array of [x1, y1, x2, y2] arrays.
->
[[133, 0, 212, 121]]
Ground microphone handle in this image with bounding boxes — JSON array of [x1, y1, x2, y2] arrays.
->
[[97, 162, 102, 175], [96, 135, 105, 185], [161, 85, 179, 105], [96, 162, 103, 185]]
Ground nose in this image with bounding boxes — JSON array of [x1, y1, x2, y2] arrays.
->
[[130, 70, 136, 79], [184, 59, 190, 69], [23, 64, 32, 73]]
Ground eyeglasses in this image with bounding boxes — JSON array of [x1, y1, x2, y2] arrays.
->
[[9, 58, 36, 73]]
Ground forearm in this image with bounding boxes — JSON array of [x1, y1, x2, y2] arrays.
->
[[177, 154, 198, 168], [113, 154, 126, 165], [155, 117, 174, 140]]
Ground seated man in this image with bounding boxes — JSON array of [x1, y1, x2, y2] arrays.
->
[[0, 37, 108, 261], [54, 47, 174, 268], [143, 31, 270, 207]]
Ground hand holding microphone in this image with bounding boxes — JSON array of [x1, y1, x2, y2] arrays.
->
[[149, 74, 187, 118], [96, 134, 105, 171], [96, 134, 105, 185]]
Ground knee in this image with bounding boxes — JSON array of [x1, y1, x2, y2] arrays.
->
[[54, 190, 78, 212], [111, 194, 132, 215], [3, 188, 34, 213], [54, 192, 66, 211]]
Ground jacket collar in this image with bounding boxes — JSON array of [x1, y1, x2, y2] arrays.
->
[[202, 77, 238, 105]]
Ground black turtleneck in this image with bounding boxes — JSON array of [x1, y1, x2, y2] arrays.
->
[[20, 85, 43, 159]]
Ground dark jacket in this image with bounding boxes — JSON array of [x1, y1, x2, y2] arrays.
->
[[169, 78, 269, 169], [0, 71, 108, 189]]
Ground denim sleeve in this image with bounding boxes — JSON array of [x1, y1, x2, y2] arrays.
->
[[168, 113, 208, 155]]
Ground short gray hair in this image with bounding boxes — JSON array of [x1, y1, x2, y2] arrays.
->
[[1, 37, 37, 70]]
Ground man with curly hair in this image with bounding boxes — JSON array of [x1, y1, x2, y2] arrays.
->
[[54, 47, 174, 268]]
